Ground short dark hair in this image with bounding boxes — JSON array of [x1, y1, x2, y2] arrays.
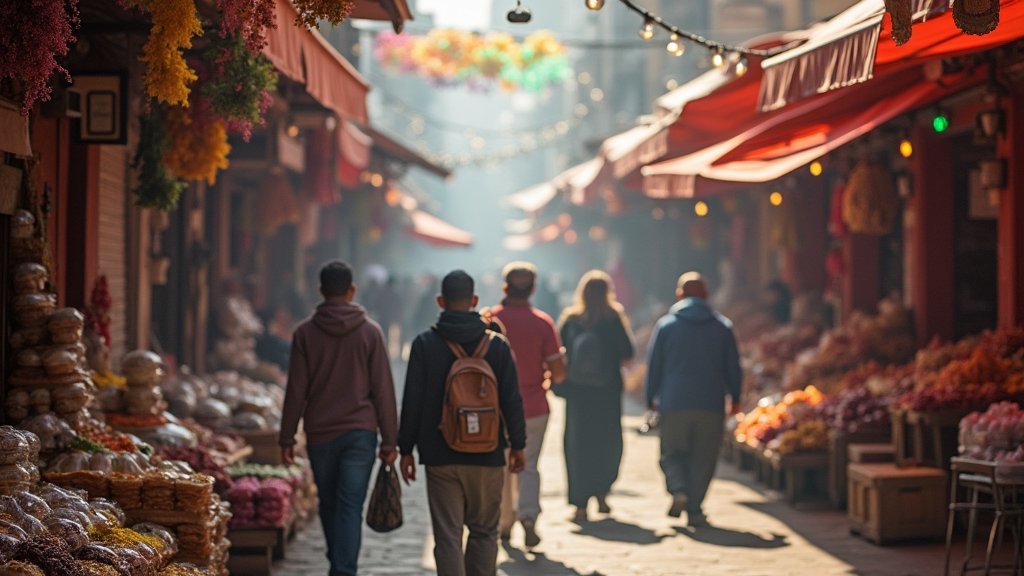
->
[[320, 261, 354, 297], [441, 270, 474, 303], [502, 261, 537, 299]]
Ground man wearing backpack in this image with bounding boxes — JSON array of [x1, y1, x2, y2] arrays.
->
[[279, 261, 398, 576], [489, 262, 565, 548], [645, 272, 742, 528], [399, 270, 527, 576]]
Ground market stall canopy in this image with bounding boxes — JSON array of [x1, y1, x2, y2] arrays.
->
[[351, 0, 414, 32], [506, 158, 601, 214], [264, 0, 369, 122], [406, 209, 474, 248], [643, 65, 983, 198], [759, 0, 1024, 111]]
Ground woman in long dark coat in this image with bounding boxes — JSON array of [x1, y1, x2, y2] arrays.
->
[[556, 270, 634, 522]]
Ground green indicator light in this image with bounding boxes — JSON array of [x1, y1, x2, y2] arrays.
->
[[932, 113, 950, 133]]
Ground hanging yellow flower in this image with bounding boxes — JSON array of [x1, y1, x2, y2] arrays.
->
[[141, 0, 203, 106], [163, 106, 231, 184]]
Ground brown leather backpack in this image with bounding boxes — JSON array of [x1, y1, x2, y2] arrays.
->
[[439, 332, 501, 453]]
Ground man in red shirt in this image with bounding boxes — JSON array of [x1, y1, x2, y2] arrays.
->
[[490, 262, 566, 549]]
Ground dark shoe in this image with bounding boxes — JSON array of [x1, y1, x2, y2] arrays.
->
[[571, 507, 588, 523], [687, 512, 708, 528], [667, 495, 688, 518], [522, 521, 541, 548], [596, 495, 611, 514]]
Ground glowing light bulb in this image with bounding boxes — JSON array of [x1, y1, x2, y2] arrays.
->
[[735, 57, 748, 77], [639, 19, 655, 41], [286, 124, 299, 138], [899, 138, 914, 158], [585, 0, 604, 10], [711, 50, 726, 68], [932, 111, 950, 133], [694, 201, 709, 217], [769, 191, 783, 206], [666, 34, 684, 56], [809, 161, 823, 177]]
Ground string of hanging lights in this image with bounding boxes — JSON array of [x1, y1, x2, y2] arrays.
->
[[584, 0, 793, 74]]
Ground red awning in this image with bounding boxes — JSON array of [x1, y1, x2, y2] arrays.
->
[[644, 67, 982, 198], [352, 0, 414, 32], [353, 123, 452, 179], [407, 210, 473, 248], [264, 0, 370, 122], [759, 0, 1024, 111], [264, 0, 307, 83], [303, 32, 370, 122]]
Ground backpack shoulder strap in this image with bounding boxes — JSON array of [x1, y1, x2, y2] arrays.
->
[[472, 332, 495, 359], [445, 339, 467, 359]]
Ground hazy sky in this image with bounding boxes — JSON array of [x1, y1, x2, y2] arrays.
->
[[416, 0, 493, 29]]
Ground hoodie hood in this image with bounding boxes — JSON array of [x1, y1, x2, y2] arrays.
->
[[670, 297, 715, 323], [434, 310, 487, 344], [313, 301, 368, 336]]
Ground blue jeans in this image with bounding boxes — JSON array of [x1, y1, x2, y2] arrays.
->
[[308, 429, 378, 576]]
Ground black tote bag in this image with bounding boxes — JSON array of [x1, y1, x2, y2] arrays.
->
[[366, 464, 403, 533]]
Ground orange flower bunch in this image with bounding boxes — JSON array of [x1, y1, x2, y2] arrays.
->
[[163, 106, 231, 184], [141, 0, 203, 105]]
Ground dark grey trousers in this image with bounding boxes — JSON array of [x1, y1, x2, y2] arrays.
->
[[659, 410, 725, 516]]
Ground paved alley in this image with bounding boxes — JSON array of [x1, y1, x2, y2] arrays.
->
[[272, 393, 953, 576]]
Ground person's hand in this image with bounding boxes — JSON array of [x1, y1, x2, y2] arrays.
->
[[281, 447, 295, 466], [379, 448, 398, 466], [508, 450, 526, 474], [400, 454, 417, 485]]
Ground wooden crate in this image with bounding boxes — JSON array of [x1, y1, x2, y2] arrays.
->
[[848, 443, 895, 464], [770, 451, 829, 505], [227, 546, 272, 576], [892, 408, 971, 469], [828, 430, 891, 509], [736, 440, 758, 472], [847, 463, 946, 544], [238, 430, 306, 465]]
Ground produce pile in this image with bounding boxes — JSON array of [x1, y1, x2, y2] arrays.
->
[[735, 386, 826, 452], [786, 298, 916, 394], [226, 463, 314, 529], [162, 371, 283, 433], [224, 477, 292, 528], [959, 402, 1024, 463], [896, 332, 1024, 412]]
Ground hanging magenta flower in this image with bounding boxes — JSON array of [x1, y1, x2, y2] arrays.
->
[[202, 34, 278, 141], [217, 0, 277, 53], [0, 0, 80, 114]]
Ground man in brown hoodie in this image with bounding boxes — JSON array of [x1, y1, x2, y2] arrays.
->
[[279, 260, 398, 576]]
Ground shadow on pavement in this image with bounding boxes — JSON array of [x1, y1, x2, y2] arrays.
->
[[570, 517, 668, 545], [499, 544, 604, 576], [675, 524, 790, 549]]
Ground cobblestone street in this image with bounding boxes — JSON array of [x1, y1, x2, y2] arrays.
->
[[273, 393, 950, 576]]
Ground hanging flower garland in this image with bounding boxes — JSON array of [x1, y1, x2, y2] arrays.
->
[[202, 34, 278, 142], [293, 0, 355, 28], [216, 0, 277, 53], [0, 0, 80, 114], [132, 105, 187, 210], [139, 0, 204, 106], [375, 29, 571, 92], [842, 161, 899, 235], [163, 102, 231, 184]]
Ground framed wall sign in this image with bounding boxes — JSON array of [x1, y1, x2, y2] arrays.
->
[[73, 73, 128, 144]]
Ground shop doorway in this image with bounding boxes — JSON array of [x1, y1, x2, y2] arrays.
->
[[952, 133, 998, 338]]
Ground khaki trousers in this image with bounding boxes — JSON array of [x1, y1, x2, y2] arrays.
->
[[426, 465, 505, 576], [500, 414, 548, 531]]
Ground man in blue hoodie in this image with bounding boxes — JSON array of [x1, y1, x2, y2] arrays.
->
[[644, 272, 742, 527]]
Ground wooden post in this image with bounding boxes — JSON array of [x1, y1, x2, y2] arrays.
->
[[996, 87, 1024, 328], [906, 127, 955, 344]]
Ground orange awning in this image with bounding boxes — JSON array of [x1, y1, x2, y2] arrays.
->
[[264, 0, 370, 122]]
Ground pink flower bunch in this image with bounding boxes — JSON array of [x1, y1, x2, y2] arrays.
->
[[0, 0, 80, 114], [217, 0, 277, 53]]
